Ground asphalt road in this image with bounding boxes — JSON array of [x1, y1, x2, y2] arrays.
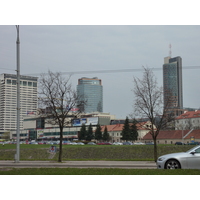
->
[[0, 160, 157, 169]]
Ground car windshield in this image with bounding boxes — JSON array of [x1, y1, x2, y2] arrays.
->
[[186, 145, 200, 153]]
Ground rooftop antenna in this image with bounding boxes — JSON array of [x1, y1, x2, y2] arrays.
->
[[169, 43, 172, 58]]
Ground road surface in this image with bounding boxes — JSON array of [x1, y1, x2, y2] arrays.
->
[[0, 160, 157, 169]]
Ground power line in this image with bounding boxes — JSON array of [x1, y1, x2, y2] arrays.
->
[[0, 67, 15, 71], [21, 65, 200, 76]]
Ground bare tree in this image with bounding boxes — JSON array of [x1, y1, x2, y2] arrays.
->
[[132, 67, 175, 162], [38, 70, 86, 162]]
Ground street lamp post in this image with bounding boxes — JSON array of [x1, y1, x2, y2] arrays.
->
[[15, 25, 20, 163], [182, 120, 184, 145]]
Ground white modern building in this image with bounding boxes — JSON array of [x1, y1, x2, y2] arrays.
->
[[10, 112, 114, 141], [0, 73, 38, 131]]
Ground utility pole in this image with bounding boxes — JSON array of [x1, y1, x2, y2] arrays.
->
[[15, 25, 20, 163]]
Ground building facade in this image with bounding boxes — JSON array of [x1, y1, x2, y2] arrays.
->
[[10, 112, 114, 141], [175, 110, 200, 130], [101, 121, 152, 143], [143, 129, 200, 144], [77, 77, 103, 113], [0, 73, 38, 131], [163, 56, 183, 110]]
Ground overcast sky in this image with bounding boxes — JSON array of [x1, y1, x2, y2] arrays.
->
[[1, 25, 200, 119]]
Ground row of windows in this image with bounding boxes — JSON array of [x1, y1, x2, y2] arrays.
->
[[177, 119, 200, 123], [43, 132, 77, 136], [6, 79, 37, 87], [12, 134, 28, 137]]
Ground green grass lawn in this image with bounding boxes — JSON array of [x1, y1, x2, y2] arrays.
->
[[0, 167, 200, 175], [0, 144, 193, 161]]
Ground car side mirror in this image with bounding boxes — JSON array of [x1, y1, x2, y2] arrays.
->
[[191, 151, 196, 155]]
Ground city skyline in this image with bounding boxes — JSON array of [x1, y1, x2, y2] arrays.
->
[[0, 25, 200, 119]]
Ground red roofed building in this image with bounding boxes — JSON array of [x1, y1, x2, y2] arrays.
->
[[143, 129, 200, 144], [175, 110, 200, 130], [100, 121, 153, 143]]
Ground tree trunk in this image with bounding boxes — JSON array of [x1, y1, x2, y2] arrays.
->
[[153, 138, 157, 162]]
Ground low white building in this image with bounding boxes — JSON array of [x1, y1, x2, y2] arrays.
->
[[10, 112, 114, 141]]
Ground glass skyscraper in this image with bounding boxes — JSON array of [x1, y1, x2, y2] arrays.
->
[[163, 56, 183, 109], [77, 77, 103, 113]]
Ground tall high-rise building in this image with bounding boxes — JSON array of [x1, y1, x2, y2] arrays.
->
[[163, 56, 183, 110], [77, 77, 103, 113], [0, 74, 38, 131]]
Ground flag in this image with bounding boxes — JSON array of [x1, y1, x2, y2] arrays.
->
[[66, 105, 79, 112], [27, 111, 35, 115], [70, 108, 79, 112]]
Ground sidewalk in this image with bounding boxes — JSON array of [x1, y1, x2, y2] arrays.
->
[[0, 160, 157, 169]]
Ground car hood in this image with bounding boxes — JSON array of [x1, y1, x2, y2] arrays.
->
[[158, 152, 186, 159]]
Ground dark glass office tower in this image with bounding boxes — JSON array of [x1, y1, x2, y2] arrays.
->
[[77, 77, 103, 113], [163, 56, 183, 109]]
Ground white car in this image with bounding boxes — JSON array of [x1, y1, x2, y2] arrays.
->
[[71, 142, 77, 145], [134, 142, 145, 145], [76, 142, 85, 145], [157, 145, 200, 169], [112, 142, 123, 145]]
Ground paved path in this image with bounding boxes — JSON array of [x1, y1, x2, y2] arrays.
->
[[0, 160, 157, 169]]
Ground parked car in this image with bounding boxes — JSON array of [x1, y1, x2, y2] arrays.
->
[[62, 141, 72, 145], [38, 142, 44, 144], [97, 142, 104, 145], [76, 142, 85, 145], [104, 142, 112, 145], [112, 142, 123, 145], [157, 145, 200, 169], [30, 142, 38, 145], [123, 142, 133, 145], [97, 142, 112, 145], [175, 142, 184, 145], [134, 142, 145, 145], [145, 142, 154, 145], [87, 142, 96, 145], [71, 142, 77, 145], [187, 142, 200, 145]]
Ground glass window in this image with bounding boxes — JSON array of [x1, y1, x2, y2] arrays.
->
[[195, 148, 200, 153], [33, 82, 37, 87], [28, 82, 32, 86], [23, 81, 27, 86], [7, 79, 11, 84], [12, 80, 17, 85], [36, 118, 44, 129]]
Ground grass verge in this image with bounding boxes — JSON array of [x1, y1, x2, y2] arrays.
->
[[0, 168, 200, 175], [0, 144, 193, 161]]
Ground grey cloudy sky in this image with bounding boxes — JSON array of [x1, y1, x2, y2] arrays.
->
[[1, 25, 200, 118]]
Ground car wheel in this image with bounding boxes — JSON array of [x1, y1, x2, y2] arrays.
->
[[165, 159, 181, 169]]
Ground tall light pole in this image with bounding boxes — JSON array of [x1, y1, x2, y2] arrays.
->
[[15, 25, 20, 163], [182, 120, 184, 145]]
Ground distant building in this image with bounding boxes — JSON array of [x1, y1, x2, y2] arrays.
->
[[10, 112, 114, 141], [143, 129, 200, 144], [77, 77, 103, 113], [163, 56, 183, 113], [0, 73, 38, 131], [101, 121, 152, 143], [175, 110, 200, 130]]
